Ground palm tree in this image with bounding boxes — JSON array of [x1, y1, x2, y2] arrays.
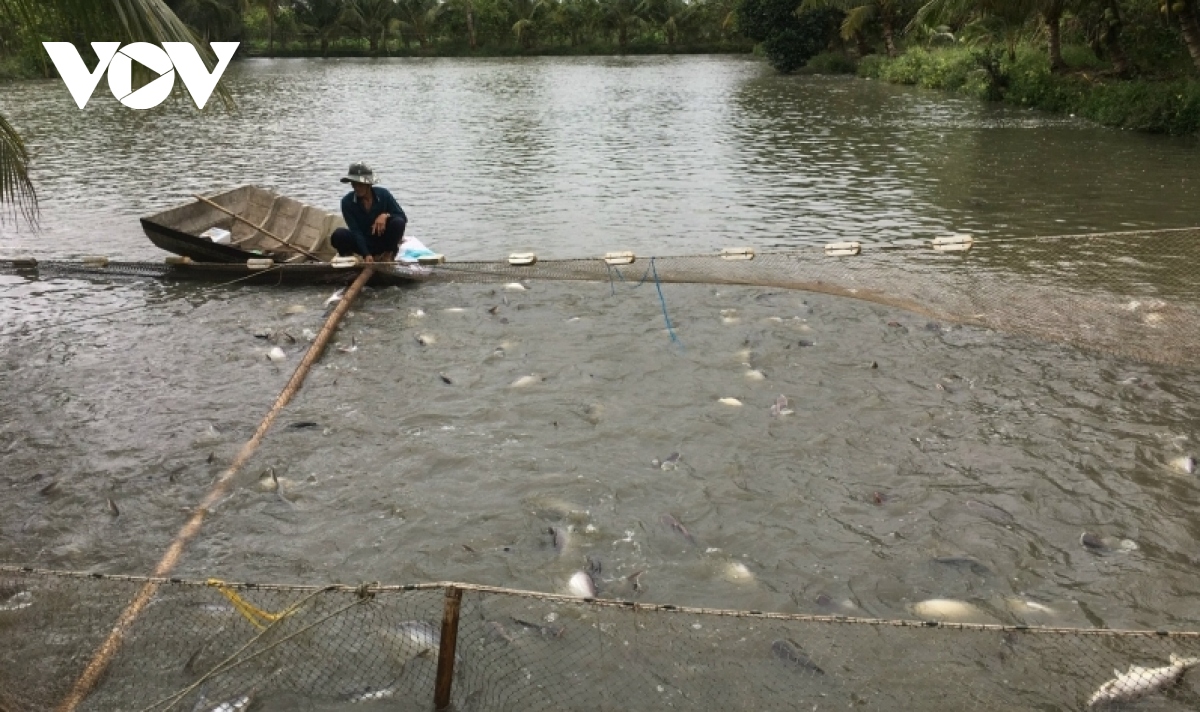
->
[[802, 0, 915, 57], [909, 0, 1039, 61], [294, 0, 346, 55], [1171, 0, 1200, 72], [394, 0, 436, 47], [169, 0, 243, 42], [345, 0, 395, 54], [600, 0, 645, 48], [0, 0, 225, 221]]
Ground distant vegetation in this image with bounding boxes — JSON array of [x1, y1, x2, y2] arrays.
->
[[737, 0, 1200, 134], [0, 0, 749, 72]]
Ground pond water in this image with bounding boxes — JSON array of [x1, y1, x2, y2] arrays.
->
[[1, 55, 1199, 709]]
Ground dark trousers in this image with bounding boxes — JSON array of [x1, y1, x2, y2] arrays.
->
[[330, 216, 406, 257]]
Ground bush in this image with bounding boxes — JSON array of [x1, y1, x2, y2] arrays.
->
[[862, 43, 1200, 136], [805, 51, 857, 74]]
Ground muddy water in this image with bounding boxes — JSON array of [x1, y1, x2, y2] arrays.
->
[[1, 56, 1199, 709]]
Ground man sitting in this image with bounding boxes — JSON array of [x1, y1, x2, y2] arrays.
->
[[330, 162, 407, 263]]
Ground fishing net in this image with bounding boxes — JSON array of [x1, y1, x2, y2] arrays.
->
[[3, 227, 1197, 367], [3, 567, 1200, 712]]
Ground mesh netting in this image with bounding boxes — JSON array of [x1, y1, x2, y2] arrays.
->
[[4, 567, 1200, 712], [4, 228, 1197, 367]]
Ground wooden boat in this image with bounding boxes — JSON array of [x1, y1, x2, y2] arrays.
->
[[140, 185, 437, 285]]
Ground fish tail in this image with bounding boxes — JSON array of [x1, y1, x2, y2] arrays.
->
[[1170, 654, 1200, 668]]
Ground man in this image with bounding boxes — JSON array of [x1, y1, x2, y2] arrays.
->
[[330, 162, 408, 263]]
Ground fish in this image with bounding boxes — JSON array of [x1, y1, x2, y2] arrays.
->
[[485, 620, 515, 643], [510, 375, 540, 388], [39, 480, 59, 495], [415, 333, 436, 346], [337, 337, 358, 354], [504, 282, 527, 291], [510, 617, 566, 638], [718, 397, 743, 407], [723, 561, 755, 583], [963, 499, 1015, 525], [202, 695, 252, 712], [487, 305, 499, 315], [910, 598, 991, 623], [324, 288, 345, 307], [346, 685, 400, 703], [651, 452, 681, 470], [1087, 654, 1200, 707], [106, 498, 120, 517], [283, 305, 307, 315], [301, 328, 317, 341], [932, 556, 991, 577], [279, 330, 296, 344], [769, 394, 793, 417], [660, 514, 697, 546], [1169, 455, 1196, 475], [547, 526, 569, 554], [771, 639, 824, 675], [267, 347, 286, 361], [439, 373, 453, 385], [287, 421, 320, 430], [568, 571, 597, 598], [386, 620, 441, 662], [745, 369, 765, 381], [0, 590, 33, 612], [1081, 531, 1109, 552], [586, 555, 603, 577]]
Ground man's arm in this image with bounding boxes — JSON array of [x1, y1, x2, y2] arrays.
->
[[379, 188, 407, 226]]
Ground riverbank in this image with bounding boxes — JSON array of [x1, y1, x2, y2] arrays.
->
[[805, 46, 1200, 137]]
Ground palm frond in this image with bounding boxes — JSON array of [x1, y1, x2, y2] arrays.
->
[[840, 4, 875, 38], [0, 113, 38, 226]]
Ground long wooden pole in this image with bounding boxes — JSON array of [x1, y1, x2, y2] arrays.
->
[[193, 194, 323, 262], [434, 586, 463, 710], [54, 267, 376, 712]]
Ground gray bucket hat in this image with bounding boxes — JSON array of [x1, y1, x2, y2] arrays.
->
[[340, 162, 376, 185]]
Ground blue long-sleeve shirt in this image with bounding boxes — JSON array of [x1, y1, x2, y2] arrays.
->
[[341, 187, 407, 240]]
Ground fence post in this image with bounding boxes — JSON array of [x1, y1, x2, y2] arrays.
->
[[434, 586, 463, 710]]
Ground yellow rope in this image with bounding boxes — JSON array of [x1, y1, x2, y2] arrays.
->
[[207, 579, 301, 630]]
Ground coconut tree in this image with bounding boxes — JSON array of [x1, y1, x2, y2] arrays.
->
[[345, 0, 396, 53], [0, 0, 225, 221], [1172, 0, 1200, 71], [801, 0, 916, 57], [394, 0, 436, 46], [909, 0, 1039, 61], [601, 0, 646, 47], [294, 0, 346, 55]]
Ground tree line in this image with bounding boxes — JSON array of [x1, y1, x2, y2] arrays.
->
[[152, 0, 746, 56], [737, 0, 1200, 76]]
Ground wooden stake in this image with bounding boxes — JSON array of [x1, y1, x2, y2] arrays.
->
[[434, 586, 463, 710]]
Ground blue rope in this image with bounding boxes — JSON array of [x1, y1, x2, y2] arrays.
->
[[651, 258, 681, 349], [604, 258, 682, 349]]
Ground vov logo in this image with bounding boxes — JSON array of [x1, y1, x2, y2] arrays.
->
[[42, 42, 239, 110]]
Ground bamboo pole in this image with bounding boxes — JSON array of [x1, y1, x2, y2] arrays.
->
[[54, 267, 376, 712], [193, 194, 322, 261], [434, 586, 463, 710]]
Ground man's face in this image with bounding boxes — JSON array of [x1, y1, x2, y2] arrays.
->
[[352, 182, 371, 200]]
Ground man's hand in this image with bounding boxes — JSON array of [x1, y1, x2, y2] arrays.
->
[[372, 213, 388, 236]]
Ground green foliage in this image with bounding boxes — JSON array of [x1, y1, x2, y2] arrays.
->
[[805, 49, 857, 72], [863, 43, 1200, 135], [736, 0, 840, 73]]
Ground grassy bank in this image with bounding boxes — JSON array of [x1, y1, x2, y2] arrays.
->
[[820, 46, 1200, 136]]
